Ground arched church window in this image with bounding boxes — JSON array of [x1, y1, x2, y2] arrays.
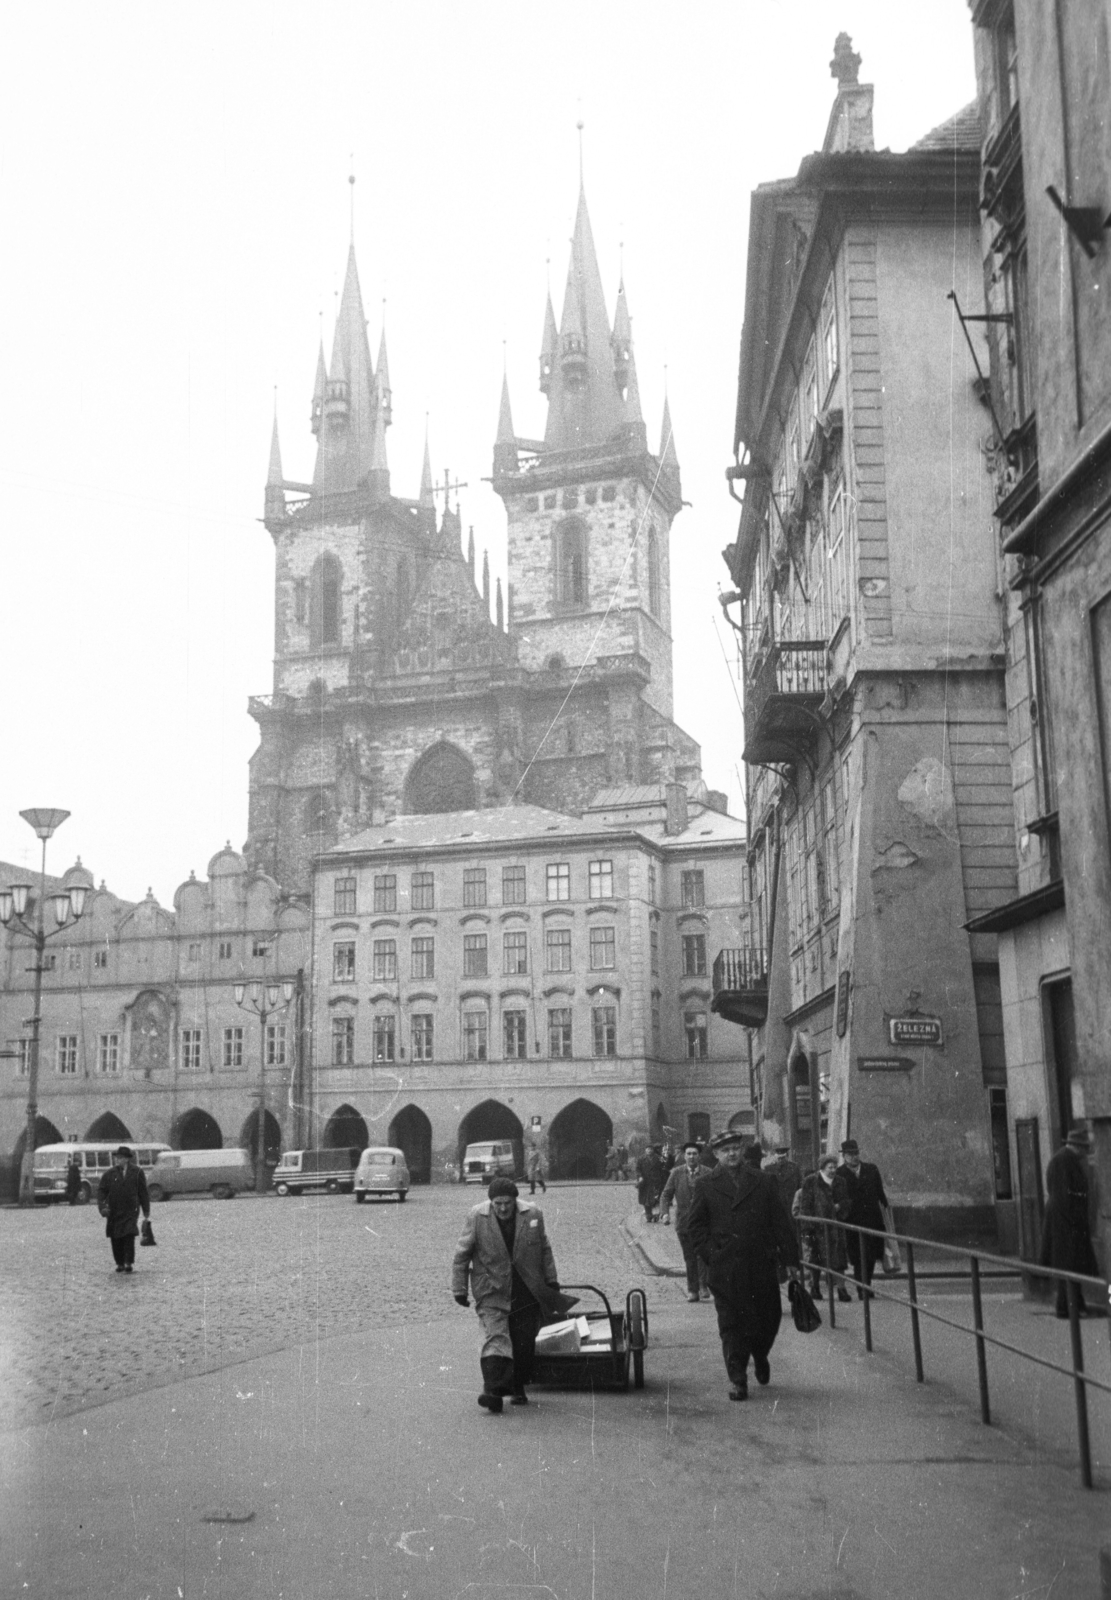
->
[[554, 520, 588, 609], [304, 791, 332, 833], [405, 743, 476, 814], [310, 552, 343, 649], [647, 527, 661, 617]]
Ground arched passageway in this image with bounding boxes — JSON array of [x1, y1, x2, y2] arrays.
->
[[389, 1104, 432, 1184], [13, 1116, 63, 1162], [85, 1111, 132, 1143], [457, 1100, 523, 1178], [173, 1108, 223, 1150], [323, 1104, 368, 1152], [240, 1108, 282, 1181], [548, 1098, 613, 1181]]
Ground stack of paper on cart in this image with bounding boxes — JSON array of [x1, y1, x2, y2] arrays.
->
[[535, 1319, 581, 1355]]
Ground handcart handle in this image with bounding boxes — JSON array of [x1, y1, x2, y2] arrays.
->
[[558, 1284, 613, 1317]]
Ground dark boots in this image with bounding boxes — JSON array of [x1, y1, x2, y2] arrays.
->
[[478, 1356, 514, 1414]]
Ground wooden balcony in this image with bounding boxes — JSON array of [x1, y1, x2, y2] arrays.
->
[[711, 946, 770, 1028], [742, 640, 827, 766]]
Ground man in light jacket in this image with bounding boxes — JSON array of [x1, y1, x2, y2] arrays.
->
[[452, 1176, 569, 1413], [660, 1141, 710, 1301]]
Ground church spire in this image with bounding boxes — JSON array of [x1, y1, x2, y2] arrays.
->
[[612, 275, 646, 449], [659, 393, 681, 497], [376, 322, 392, 427], [543, 184, 627, 453], [311, 341, 327, 435], [313, 244, 377, 495], [267, 413, 283, 485], [539, 292, 557, 395], [419, 425, 433, 509], [493, 373, 519, 476], [264, 413, 285, 529], [482, 548, 490, 610]]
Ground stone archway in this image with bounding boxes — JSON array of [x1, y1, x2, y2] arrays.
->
[[323, 1104, 368, 1153], [388, 1104, 432, 1184], [173, 1108, 223, 1150], [85, 1111, 132, 1143], [404, 742, 476, 815], [548, 1098, 613, 1181], [457, 1099, 524, 1178], [240, 1108, 282, 1181], [8, 1117, 63, 1201]]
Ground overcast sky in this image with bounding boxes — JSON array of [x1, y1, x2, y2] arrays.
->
[[0, 2, 976, 904]]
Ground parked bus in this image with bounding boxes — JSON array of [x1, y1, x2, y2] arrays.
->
[[32, 1141, 172, 1205]]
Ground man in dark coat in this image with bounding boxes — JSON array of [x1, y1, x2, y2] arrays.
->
[[836, 1139, 889, 1296], [635, 1145, 666, 1223], [764, 1146, 803, 1218], [1040, 1125, 1100, 1317], [65, 1155, 83, 1206], [688, 1129, 800, 1401], [659, 1141, 710, 1301], [97, 1146, 150, 1274]]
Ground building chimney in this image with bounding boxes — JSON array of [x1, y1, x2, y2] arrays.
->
[[664, 782, 689, 836]]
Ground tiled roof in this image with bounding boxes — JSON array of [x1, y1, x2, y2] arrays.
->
[[910, 101, 981, 153], [326, 805, 616, 856]]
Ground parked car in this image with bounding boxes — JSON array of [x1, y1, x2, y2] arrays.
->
[[353, 1146, 410, 1203], [461, 1140, 517, 1184], [147, 1147, 254, 1200], [272, 1146, 361, 1197]]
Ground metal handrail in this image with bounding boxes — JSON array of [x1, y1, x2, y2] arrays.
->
[[796, 1212, 1110, 1488]]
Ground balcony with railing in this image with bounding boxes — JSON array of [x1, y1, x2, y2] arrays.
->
[[742, 639, 827, 766], [711, 946, 770, 1028]]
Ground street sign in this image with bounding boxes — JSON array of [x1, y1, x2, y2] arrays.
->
[[530, 1115, 542, 1128], [858, 1056, 914, 1072], [889, 1016, 943, 1046]]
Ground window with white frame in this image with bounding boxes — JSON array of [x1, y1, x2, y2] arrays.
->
[[545, 927, 572, 972], [334, 876, 357, 915], [411, 935, 435, 980], [828, 481, 848, 628], [589, 925, 616, 970], [684, 1011, 708, 1061], [463, 1009, 488, 1062], [252, 938, 271, 958], [411, 871, 434, 911], [820, 276, 838, 391], [222, 1026, 243, 1069], [801, 337, 818, 443], [333, 940, 356, 982], [463, 934, 488, 978], [68, 949, 82, 972], [372, 939, 397, 981], [681, 933, 706, 977], [98, 1033, 120, 1074], [373, 874, 397, 913], [411, 1013, 434, 1061], [218, 940, 232, 961], [588, 859, 613, 899], [650, 926, 659, 975], [180, 1029, 202, 1072], [94, 948, 109, 969], [502, 864, 526, 904], [548, 1007, 573, 1058], [681, 869, 705, 908], [463, 868, 487, 908], [332, 1015, 355, 1065], [592, 1005, 617, 1058], [546, 862, 570, 901], [373, 1013, 396, 1062], [503, 929, 528, 974], [503, 1010, 527, 1059], [266, 1022, 286, 1067]]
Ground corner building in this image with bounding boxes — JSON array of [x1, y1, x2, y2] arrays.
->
[[716, 41, 1017, 1239], [307, 791, 752, 1181]]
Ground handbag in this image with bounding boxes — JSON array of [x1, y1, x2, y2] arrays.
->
[[788, 1278, 822, 1334], [880, 1204, 901, 1276], [140, 1218, 156, 1247]]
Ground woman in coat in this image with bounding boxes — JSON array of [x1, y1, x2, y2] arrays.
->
[[96, 1146, 151, 1274], [451, 1177, 569, 1413], [794, 1155, 852, 1301]]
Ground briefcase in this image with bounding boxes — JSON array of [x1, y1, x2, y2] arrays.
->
[[788, 1279, 821, 1333]]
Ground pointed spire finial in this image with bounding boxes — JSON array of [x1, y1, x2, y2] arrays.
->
[[482, 548, 490, 609], [419, 417, 434, 510], [576, 107, 584, 187], [348, 164, 355, 242], [495, 576, 505, 631]]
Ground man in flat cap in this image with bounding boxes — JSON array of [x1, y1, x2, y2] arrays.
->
[[688, 1129, 800, 1401], [1041, 1124, 1100, 1318], [836, 1139, 889, 1297], [96, 1146, 150, 1275], [451, 1176, 571, 1413]]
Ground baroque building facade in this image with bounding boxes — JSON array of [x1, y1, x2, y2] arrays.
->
[[715, 40, 1017, 1239]]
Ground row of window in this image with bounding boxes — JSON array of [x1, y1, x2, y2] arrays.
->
[[332, 925, 627, 982], [12, 1024, 289, 1077], [36, 937, 273, 974], [330, 1005, 711, 1065], [333, 866, 707, 914]]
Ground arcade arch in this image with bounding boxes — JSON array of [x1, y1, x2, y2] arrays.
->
[[457, 1099, 523, 1178], [389, 1104, 432, 1184], [173, 1108, 223, 1149], [548, 1098, 612, 1180], [85, 1111, 132, 1143], [323, 1104, 368, 1152]]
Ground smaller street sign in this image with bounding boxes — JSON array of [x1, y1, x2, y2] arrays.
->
[[858, 1056, 914, 1072]]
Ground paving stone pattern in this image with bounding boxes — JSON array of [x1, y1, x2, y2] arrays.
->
[[0, 1182, 682, 1430]]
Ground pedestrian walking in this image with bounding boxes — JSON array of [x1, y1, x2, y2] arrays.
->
[[688, 1129, 800, 1401], [1040, 1124, 1100, 1318], [96, 1147, 151, 1275], [615, 1142, 629, 1180], [604, 1142, 618, 1181], [794, 1155, 853, 1302], [659, 1142, 710, 1301], [451, 1177, 570, 1412], [65, 1155, 83, 1206], [763, 1145, 803, 1217], [836, 1139, 889, 1296], [635, 1144, 666, 1223], [525, 1143, 547, 1195]]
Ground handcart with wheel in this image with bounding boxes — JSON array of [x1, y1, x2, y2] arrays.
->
[[531, 1285, 648, 1391]]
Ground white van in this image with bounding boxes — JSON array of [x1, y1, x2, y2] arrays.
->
[[462, 1140, 517, 1184], [272, 1147, 360, 1197], [147, 1147, 254, 1200]]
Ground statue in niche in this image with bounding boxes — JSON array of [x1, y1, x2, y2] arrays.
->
[[336, 735, 366, 818], [127, 990, 172, 1079]]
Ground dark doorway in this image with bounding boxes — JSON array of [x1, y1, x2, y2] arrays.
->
[[323, 1104, 368, 1151], [174, 1108, 223, 1149], [240, 1108, 282, 1180], [389, 1104, 432, 1184], [85, 1111, 132, 1143], [688, 1111, 711, 1144], [653, 1102, 668, 1141], [1042, 977, 1078, 1146], [457, 1100, 524, 1178], [548, 1098, 613, 1180]]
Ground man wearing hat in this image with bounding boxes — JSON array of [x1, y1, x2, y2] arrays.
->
[[688, 1130, 800, 1401], [96, 1147, 151, 1275], [659, 1141, 711, 1301], [451, 1176, 572, 1413], [1040, 1125, 1100, 1318], [836, 1139, 889, 1297]]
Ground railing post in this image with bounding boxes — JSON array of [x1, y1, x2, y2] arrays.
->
[[861, 1228, 873, 1353], [905, 1239, 924, 1383], [970, 1254, 991, 1425], [1067, 1278, 1093, 1489], [824, 1221, 835, 1329]]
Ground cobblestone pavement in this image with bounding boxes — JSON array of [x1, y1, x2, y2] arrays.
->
[[0, 1182, 685, 1430]]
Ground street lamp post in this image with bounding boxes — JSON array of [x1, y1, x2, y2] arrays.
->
[[0, 809, 88, 1207], [234, 978, 294, 1194]]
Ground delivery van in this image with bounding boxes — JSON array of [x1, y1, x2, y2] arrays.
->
[[461, 1140, 517, 1184], [147, 1147, 254, 1200], [272, 1146, 361, 1196]]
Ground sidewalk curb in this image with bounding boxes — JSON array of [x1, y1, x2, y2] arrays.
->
[[620, 1214, 685, 1277]]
